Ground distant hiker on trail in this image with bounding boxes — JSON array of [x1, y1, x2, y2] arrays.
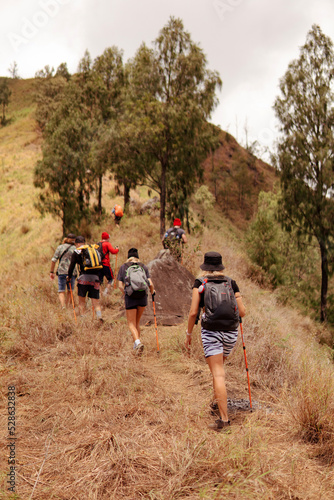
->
[[185, 251, 246, 431], [50, 233, 77, 309], [67, 236, 103, 322], [99, 231, 119, 296], [117, 248, 155, 355], [162, 218, 187, 262], [111, 204, 123, 227]]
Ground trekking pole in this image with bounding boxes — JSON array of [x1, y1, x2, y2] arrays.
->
[[69, 282, 77, 324], [239, 317, 252, 410], [152, 292, 160, 353], [113, 253, 118, 289]]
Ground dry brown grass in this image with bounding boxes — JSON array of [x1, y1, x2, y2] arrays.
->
[[1, 85, 334, 499], [2, 303, 334, 499]]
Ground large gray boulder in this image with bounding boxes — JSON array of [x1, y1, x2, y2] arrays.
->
[[142, 250, 195, 326]]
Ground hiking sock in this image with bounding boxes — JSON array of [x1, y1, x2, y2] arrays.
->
[[134, 339, 141, 348], [96, 310, 102, 319]]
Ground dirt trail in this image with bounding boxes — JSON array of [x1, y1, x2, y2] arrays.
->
[[139, 335, 255, 428]]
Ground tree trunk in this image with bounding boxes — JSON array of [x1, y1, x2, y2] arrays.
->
[[160, 163, 167, 238], [97, 175, 102, 214], [123, 181, 130, 211], [186, 206, 190, 233], [319, 240, 328, 322]]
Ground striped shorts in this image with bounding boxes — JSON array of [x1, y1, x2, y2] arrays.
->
[[201, 328, 238, 358]]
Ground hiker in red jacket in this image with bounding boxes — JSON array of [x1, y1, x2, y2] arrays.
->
[[99, 231, 119, 296]]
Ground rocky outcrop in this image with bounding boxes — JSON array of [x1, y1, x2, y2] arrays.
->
[[142, 250, 195, 326]]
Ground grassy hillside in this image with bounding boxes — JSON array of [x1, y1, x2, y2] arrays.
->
[[202, 130, 277, 229], [1, 79, 334, 499]]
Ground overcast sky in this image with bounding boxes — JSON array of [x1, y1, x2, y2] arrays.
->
[[1, 0, 334, 158]]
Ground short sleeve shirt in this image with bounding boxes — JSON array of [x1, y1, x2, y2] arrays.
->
[[117, 261, 150, 284], [117, 261, 150, 302], [52, 243, 76, 275]]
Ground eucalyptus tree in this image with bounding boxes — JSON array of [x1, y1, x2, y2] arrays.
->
[[274, 24, 334, 322], [89, 47, 125, 212], [34, 82, 98, 234], [34, 48, 126, 227], [125, 17, 222, 235]]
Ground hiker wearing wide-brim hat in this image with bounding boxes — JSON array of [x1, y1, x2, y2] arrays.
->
[[117, 248, 155, 355], [185, 251, 246, 431], [50, 233, 77, 309], [199, 251, 225, 271]]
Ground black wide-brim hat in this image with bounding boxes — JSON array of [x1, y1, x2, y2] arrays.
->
[[200, 251, 225, 271]]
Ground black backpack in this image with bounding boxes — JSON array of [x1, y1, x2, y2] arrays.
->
[[200, 277, 239, 331], [78, 244, 103, 271]]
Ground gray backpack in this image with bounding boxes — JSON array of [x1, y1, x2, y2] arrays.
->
[[201, 277, 239, 331], [124, 263, 149, 296]]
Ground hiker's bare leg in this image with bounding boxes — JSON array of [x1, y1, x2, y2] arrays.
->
[[65, 291, 72, 307], [58, 291, 66, 308], [126, 309, 140, 342], [78, 296, 86, 316], [135, 306, 146, 338], [206, 353, 228, 422], [91, 298, 101, 313], [91, 299, 102, 319]]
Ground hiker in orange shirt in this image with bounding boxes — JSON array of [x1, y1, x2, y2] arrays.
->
[[111, 204, 123, 227]]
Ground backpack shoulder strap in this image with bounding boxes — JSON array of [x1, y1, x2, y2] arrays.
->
[[58, 244, 72, 263], [98, 242, 107, 260]]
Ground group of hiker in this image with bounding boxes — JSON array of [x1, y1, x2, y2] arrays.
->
[[50, 212, 246, 431]]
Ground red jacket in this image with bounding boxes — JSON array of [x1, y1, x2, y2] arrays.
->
[[101, 241, 119, 267]]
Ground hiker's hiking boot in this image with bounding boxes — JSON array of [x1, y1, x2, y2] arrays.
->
[[209, 418, 231, 432], [133, 342, 144, 356]]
